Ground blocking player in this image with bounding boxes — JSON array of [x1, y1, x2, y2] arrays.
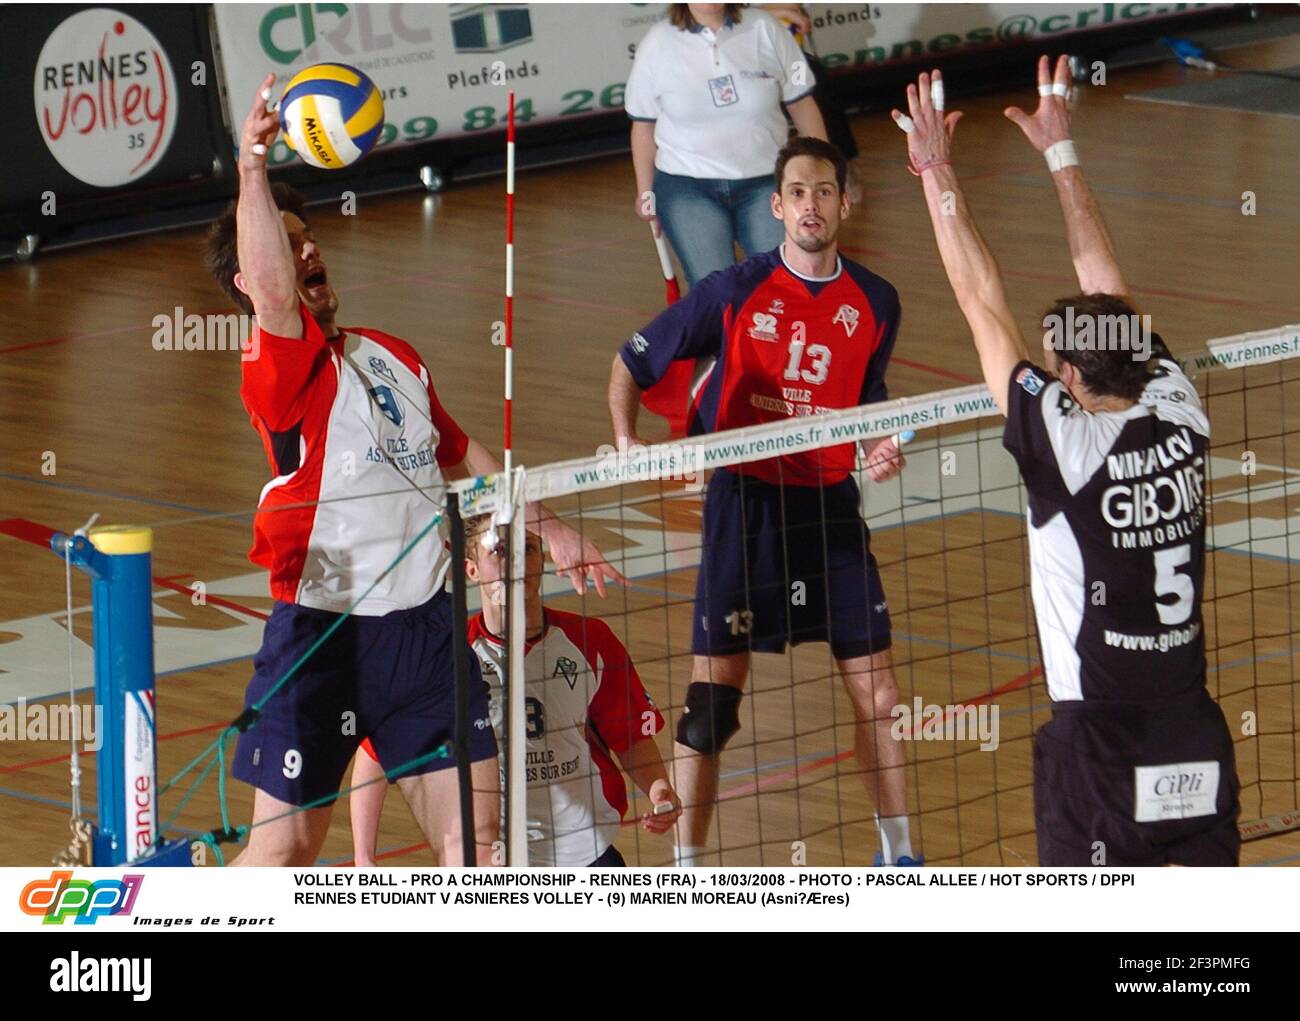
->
[[350, 515, 680, 867], [608, 136, 922, 867], [895, 58, 1240, 864], [205, 75, 622, 867]]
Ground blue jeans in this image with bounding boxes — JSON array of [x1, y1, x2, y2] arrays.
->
[[653, 169, 784, 287]]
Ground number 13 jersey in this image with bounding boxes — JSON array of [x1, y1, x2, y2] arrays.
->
[[619, 245, 901, 486]]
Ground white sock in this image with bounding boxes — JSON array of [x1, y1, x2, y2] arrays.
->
[[875, 815, 914, 864], [674, 845, 706, 867]]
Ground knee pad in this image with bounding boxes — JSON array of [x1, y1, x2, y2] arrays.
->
[[676, 682, 743, 754]]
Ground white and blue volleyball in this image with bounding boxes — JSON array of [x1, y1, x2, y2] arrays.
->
[[278, 63, 385, 170]]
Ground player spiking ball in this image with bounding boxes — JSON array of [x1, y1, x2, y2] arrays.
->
[[896, 58, 1240, 865], [609, 136, 921, 867], [205, 75, 624, 867]]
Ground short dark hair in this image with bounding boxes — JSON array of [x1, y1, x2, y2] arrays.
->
[[204, 183, 308, 314], [1041, 292, 1152, 402], [775, 137, 847, 196], [668, 4, 743, 30]]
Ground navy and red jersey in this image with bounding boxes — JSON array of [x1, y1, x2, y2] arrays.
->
[[241, 305, 468, 615], [619, 245, 902, 486]]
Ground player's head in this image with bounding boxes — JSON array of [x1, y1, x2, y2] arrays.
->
[[204, 183, 339, 326], [1040, 293, 1151, 406], [463, 515, 545, 611], [773, 137, 850, 254]]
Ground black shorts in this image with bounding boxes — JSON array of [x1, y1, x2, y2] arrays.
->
[[1033, 691, 1240, 866], [232, 591, 497, 807], [590, 845, 626, 867], [692, 468, 891, 660]]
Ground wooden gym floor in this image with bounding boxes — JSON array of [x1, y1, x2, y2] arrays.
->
[[2, 34, 1299, 867]]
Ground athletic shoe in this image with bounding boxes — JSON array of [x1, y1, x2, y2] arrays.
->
[[873, 852, 924, 866]]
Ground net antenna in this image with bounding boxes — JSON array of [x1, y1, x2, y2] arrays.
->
[[500, 90, 528, 866], [503, 90, 516, 486]]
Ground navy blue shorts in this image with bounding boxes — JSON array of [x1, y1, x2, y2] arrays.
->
[[692, 468, 892, 660], [232, 591, 497, 807], [1034, 691, 1240, 866], [590, 845, 626, 867]]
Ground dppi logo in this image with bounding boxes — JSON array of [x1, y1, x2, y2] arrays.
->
[[259, 4, 433, 64], [34, 9, 178, 188], [19, 871, 144, 925]]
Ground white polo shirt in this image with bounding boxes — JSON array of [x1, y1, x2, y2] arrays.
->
[[625, 10, 814, 180]]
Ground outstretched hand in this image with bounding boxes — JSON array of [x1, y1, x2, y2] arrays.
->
[[239, 72, 280, 174], [1004, 55, 1074, 153], [890, 69, 963, 174], [543, 521, 627, 598]]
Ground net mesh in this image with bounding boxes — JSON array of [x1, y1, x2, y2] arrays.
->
[[25, 328, 1298, 867], [485, 326, 1300, 866]]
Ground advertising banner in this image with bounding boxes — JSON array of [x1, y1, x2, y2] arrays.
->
[[210, 3, 1219, 163], [1, 4, 225, 215]]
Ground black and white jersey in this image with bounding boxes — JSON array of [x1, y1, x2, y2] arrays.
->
[[1003, 355, 1210, 705]]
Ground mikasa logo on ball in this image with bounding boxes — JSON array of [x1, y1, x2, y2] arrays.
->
[[279, 63, 385, 170], [33, 9, 178, 188], [302, 115, 334, 166]]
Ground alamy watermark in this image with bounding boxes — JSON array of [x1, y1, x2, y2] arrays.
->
[[890, 697, 999, 751], [152, 307, 259, 361], [593, 437, 705, 491], [0, 698, 102, 751], [1043, 307, 1151, 362]]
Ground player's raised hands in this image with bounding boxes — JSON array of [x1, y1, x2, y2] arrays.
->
[[542, 520, 628, 598], [1004, 55, 1074, 153], [891, 69, 963, 174], [238, 72, 281, 174], [862, 435, 907, 483]]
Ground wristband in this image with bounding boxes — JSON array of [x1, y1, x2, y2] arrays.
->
[[1044, 139, 1078, 172]]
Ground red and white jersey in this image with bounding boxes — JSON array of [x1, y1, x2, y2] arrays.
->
[[241, 306, 468, 615], [469, 609, 664, 867]]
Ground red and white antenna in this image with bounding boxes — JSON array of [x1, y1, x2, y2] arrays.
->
[[503, 90, 516, 496]]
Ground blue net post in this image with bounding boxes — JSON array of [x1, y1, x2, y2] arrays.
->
[[50, 525, 191, 867]]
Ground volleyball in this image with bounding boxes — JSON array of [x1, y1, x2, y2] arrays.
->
[[278, 62, 385, 170]]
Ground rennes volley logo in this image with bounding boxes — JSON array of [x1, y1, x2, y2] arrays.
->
[[33, 8, 178, 188], [19, 871, 145, 925]]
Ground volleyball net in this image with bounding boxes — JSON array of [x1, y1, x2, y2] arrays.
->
[[469, 322, 1300, 866], [16, 324, 1300, 867]]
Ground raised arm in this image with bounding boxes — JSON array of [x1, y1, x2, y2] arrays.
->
[[236, 73, 300, 338], [894, 71, 1028, 415], [1004, 55, 1132, 303]]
